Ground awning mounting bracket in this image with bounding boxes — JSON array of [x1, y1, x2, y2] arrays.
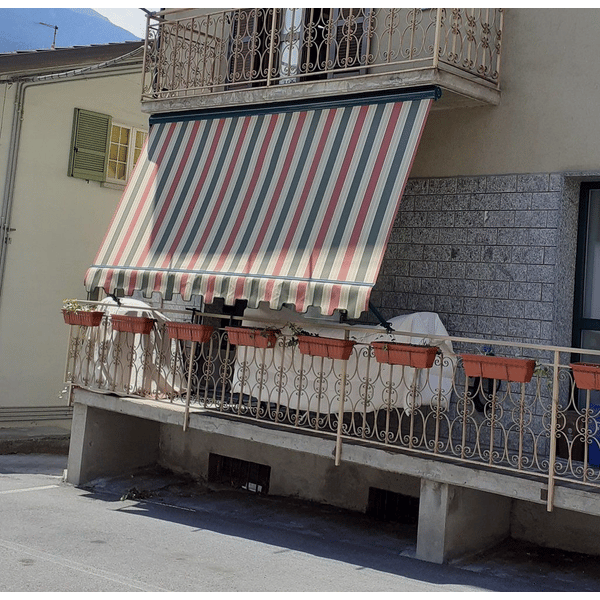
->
[[369, 302, 393, 333]]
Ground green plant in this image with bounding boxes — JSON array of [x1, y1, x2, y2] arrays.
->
[[62, 299, 104, 327], [62, 299, 98, 313], [534, 361, 553, 392], [284, 322, 316, 347]]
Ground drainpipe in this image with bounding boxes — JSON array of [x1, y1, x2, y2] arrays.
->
[[0, 46, 144, 311]]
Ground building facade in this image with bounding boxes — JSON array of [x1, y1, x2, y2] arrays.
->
[[0, 42, 146, 426], [65, 9, 600, 563]]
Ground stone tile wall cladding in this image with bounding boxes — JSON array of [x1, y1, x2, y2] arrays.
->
[[372, 173, 571, 348], [129, 171, 578, 352]]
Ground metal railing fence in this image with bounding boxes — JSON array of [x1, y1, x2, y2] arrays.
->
[[64, 302, 600, 511], [141, 8, 503, 102]]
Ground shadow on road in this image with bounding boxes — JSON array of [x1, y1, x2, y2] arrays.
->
[[76, 464, 600, 593]]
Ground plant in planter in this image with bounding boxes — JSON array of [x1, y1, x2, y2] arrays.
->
[[166, 321, 214, 343], [461, 351, 536, 383], [371, 339, 439, 369], [225, 325, 279, 349], [286, 322, 356, 360], [62, 299, 104, 327]]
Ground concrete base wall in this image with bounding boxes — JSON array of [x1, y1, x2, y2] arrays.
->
[[417, 480, 512, 563], [67, 403, 160, 485], [159, 423, 420, 512], [512, 500, 600, 556], [65, 394, 600, 564]]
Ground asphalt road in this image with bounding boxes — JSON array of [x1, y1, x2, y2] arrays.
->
[[1, 454, 599, 592]]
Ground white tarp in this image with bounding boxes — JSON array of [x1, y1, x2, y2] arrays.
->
[[72, 298, 182, 397], [232, 307, 456, 414]]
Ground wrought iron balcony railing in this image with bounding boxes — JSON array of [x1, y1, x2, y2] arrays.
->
[[141, 8, 503, 104], [64, 302, 600, 511]]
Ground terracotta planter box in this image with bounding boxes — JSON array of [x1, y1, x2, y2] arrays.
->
[[297, 335, 356, 360], [62, 310, 104, 327], [461, 354, 536, 383], [166, 322, 214, 343], [111, 315, 155, 335], [570, 363, 600, 391], [226, 326, 278, 349], [371, 342, 438, 369]]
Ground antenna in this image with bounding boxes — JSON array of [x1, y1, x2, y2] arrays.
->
[[38, 22, 58, 49]]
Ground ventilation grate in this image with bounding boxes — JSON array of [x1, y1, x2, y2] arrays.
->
[[366, 487, 419, 524], [208, 453, 271, 494]]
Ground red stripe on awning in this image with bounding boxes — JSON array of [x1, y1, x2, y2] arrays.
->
[[85, 93, 434, 318]]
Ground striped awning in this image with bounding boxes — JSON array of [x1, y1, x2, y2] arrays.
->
[[85, 89, 436, 318]]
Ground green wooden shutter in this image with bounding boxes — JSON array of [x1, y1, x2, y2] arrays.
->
[[68, 108, 111, 182]]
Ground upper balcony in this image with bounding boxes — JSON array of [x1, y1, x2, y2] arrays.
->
[[140, 8, 503, 114]]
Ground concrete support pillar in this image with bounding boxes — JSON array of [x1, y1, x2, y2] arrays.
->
[[67, 402, 160, 485], [416, 479, 512, 564]]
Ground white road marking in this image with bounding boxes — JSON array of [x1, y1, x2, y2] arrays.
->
[[0, 485, 59, 495], [0, 538, 171, 592]]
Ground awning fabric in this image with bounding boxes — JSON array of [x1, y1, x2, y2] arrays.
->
[[85, 89, 436, 318]]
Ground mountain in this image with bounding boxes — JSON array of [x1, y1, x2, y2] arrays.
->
[[0, 8, 140, 53]]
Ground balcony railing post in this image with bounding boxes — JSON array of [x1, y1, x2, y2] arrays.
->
[[170, 336, 180, 401], [517, 383, 526, 470], [461, 374, 469, 459], [256, 345, 267, 419], [433, 358, 444, 454], [584, 389, 591, 483], [496, 9, 504, 90], [95, 318, 107, 390], [488, 378, 498, 465], [141, 13, 151, 98], [183, 340, 197, 431], [201, 337, 214, 409], [274, 337, 286, 423], [237, 344, 248, 415], [481, 8, 490, 80], [362, 350, 373, 439], [64, 324, 74, 387], [433, 8, 443, 70], [334, 330, 350, 466], [547, 349, 561, 512], [266, 8, 278, 87], [408, 369, 418, 449]]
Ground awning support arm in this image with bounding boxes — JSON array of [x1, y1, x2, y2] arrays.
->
[[369, 302, 393, 333]]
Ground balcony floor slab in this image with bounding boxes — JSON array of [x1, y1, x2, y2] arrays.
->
[[70, 387, 600, 519]]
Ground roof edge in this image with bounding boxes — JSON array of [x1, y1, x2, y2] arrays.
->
[[0, 41, 144, 79]]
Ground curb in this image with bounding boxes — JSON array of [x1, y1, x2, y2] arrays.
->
[[0, 431, 70, 456]]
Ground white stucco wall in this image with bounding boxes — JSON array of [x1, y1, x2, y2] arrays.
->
[[412, 8, 600, 177], [0, 67, 146, 411]]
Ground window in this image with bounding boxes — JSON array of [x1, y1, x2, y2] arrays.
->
[[572, 183, 600, 407], [68, 108, 147, 185], [107, 124, 147, 184]]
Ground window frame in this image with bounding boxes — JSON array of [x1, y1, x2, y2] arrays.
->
[[572, 182, 600, 408], [106, 122, 148, 186]]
